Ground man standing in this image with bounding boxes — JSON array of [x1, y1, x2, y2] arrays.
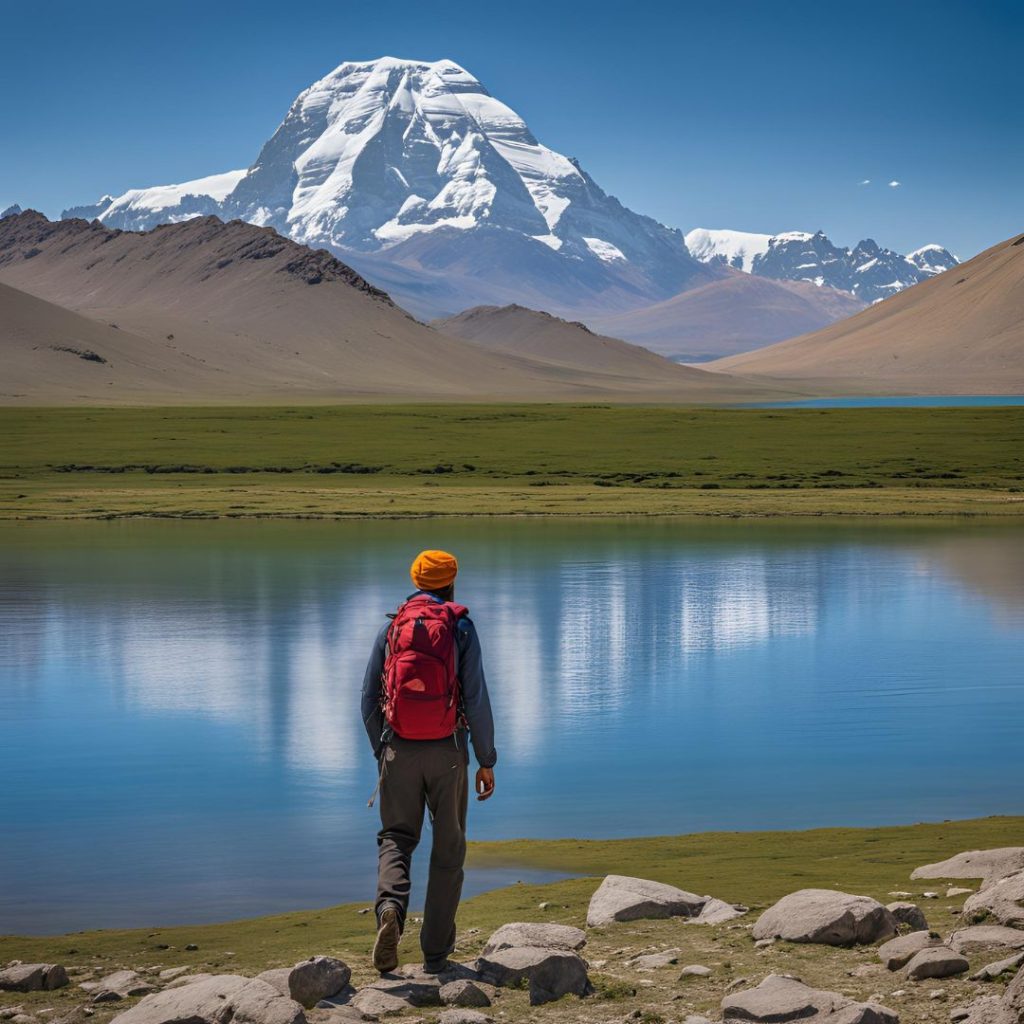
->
[[361, 549, 497, 975]]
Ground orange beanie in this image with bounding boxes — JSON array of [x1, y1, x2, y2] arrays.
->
[[410, 549, 459, 591]]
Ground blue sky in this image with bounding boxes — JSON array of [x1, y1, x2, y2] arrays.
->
[[2, 0, 1019, 258]]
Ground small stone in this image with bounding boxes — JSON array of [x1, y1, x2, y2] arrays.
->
[[438, 1012, 490, 1024], [947, 887, 974, 898], [481, 923, 586, 956], [157, 968, 190, 981], [878, 930, 943, 970], [754, 938, 776, 948], [725, 976, 751, 992], [679, 965, 712, 978], [586, 875, 707, 927], [629, 949, 680, 970], [922, 891, 940, 899], [537, 902, 550, 910], [184, 946, 198, 953], [286, 957, 352, 1009], [970, 950, 1024, 981], [886, 901, 929, 931], [357, 908, 370, 915], [439, 980, 490, 1008], [930, 989, 948, 1000], [0, 965, 70, 993]]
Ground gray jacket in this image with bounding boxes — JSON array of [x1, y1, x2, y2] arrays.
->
[[360, 591, 498, 768]]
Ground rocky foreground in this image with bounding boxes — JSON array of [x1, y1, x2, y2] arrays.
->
[[3, 850, 1024, 1024]]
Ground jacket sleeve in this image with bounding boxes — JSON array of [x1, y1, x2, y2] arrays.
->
[[361, 622, 389, 760], [457, 617, 498, 769]]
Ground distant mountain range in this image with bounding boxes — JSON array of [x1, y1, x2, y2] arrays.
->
[[54, 56, 956, 357], [685, 229, 959, 304], [712, 233, 1024, 394], [0, 211, 780, 404]]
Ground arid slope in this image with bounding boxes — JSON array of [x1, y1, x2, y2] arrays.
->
[[0, 213, 778, 404], [712, 233, 1024, 393]]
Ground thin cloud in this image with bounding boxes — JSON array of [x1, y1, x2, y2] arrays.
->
[[888, 180, 901, 188], [858, 179, 871, 186]]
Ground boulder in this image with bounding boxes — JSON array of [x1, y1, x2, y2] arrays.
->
[[287, 959, 351, 1009], [912, 849, 1024, 889], [956, 996, 1016, 1024], [878, 930, 942, 970], [109, 975, 305, 1024], [688, 897, 748, 925], [971, 950, 1024, 981], [586, 874, 706, 927], [752, 890, 898, 946], [1005, 962, 1024, 1016], [438, 980, 490, 1008], [255, 970, 292, 997], [904, 946, 969, 980], [475, 946, 591, 1006], [480, 922, 585, 955], [949, 925, 1024, 955], [721, 974, 897, 1023], [963, 871, 1024, 927], [0, 964, 69, 993], [886, 901, 928, 931], [629, 949, 680, 970]]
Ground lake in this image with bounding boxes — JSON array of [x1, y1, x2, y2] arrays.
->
[[2, 519, 1023, 935], [745, 395, 1024, 408]]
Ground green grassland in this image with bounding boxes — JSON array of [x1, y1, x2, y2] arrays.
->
[[1, 405, 1023, 519], [2, 818, 1022, 1024]]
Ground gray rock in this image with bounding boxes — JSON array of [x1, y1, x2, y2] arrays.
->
[[752, 889, 898, 946], [438, 1012, 491, 1024], [348, 976, 441, 1015], [586, 874, 706, 927], [156, 968, 191, 981], [721, 974, 896, 1022], [949, 925, 1024, 955], [255, 970, 292, 997], [912, 849, 1024, 889], [948, 887, 974, 898], [679, 965, 713, 978], [886, 901, 929, 931], [955, 996, 1016, 1024], [629, 949, 680, 970], [963, 871, 1024, 927], [475, 946, 591, 1005], [878, 931, 943, 970], [90, 971, 155, 1001], [970, 950, 1024, 981], [1005, 961, 1024, 1015], [0, 964, 69, 993], [438, 980, 490, 1008], [905, 946, 969, 980], [287, 959, 351, 1009], [689, 897, 748, 925], [108, 975, 305, 1024], [480, 922, 585, 955]]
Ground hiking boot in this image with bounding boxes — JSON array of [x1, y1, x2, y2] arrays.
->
[[422, 958, 452, 975], [373, 904, 401, 974]]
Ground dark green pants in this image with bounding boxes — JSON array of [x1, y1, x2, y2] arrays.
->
[[375, 735, 468, 963]]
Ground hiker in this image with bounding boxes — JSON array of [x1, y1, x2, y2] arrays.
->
[[361, 549, 497, 975]]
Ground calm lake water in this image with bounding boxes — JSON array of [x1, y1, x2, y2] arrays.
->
[[2, 519, 1023, 935], [747, 395, 1024, 408]]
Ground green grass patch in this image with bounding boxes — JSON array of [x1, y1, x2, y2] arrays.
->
[[0, 404, 1022, 518]]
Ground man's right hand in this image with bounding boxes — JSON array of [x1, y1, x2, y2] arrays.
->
[[475, 767, 495, 801]]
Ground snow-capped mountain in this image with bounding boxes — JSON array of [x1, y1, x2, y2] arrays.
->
[[684, 227, 958, 304], [62, 57, 719, 317], [1, 204, 22, 219]]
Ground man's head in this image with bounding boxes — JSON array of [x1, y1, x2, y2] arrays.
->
[[410, 549, 458, 600]]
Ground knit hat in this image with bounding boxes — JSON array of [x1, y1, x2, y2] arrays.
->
[[410, 549, 459, 591]]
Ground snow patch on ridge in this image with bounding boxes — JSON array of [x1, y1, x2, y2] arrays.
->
[[582, 237, 626, 262], [685, 228, 772, 272]]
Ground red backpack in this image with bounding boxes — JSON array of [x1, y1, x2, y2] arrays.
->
[[382, 595, 468, 740]]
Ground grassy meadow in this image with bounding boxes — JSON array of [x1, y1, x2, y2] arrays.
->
[[1, 404, 1023, 518]]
